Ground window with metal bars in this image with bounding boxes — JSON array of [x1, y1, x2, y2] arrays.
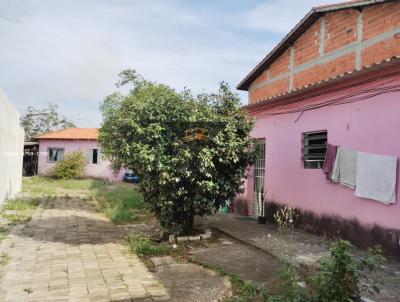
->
[[303, 131, 327, 169]]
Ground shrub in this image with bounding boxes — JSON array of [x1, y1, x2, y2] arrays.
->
[[51, 151, 86, 179], [310, 240, 385, 302]]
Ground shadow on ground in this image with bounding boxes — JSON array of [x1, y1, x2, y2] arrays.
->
[[15, 198, 127, 246]]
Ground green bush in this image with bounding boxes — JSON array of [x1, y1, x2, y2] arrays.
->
[[262, 240, 384, 302], [310, 240, 385, 302], [51, 151, 86, 179]]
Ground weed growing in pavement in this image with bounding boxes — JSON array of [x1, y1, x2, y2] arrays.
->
[[0, 198, 40, 225], [128, 235, 170, 256], [0, 252, 9, 266]]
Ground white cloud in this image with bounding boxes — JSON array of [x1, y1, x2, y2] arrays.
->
[[243, 0, 340, 33], [0, 0, 334, 127]]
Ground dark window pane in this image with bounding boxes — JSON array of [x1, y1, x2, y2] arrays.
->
[[92, 149, 98, 164], [303, 131, 327, 169]]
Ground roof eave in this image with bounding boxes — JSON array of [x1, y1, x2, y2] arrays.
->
[[236, 8, 319, 91]]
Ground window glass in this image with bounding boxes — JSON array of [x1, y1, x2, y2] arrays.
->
[[48, 148, 64, 162]]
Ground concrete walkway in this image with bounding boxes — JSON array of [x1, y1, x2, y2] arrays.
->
[[198, 213, 400, 302], [0, 198, 170, 302]]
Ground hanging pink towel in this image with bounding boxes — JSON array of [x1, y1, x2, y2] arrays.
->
[[323, 144, 338, 180]]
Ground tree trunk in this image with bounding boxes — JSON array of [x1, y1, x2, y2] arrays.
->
[[181, 209, 195, 235]]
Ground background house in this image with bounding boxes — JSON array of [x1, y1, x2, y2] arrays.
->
[[37, 128, 124, 181], [237, 0, 400, 254], [0, 89, 25, 205]]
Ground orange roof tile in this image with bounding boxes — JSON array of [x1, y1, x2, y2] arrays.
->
[[36, 128, 99, 140]]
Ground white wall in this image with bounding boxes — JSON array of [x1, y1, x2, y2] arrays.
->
[[0, 89, 24, 204]]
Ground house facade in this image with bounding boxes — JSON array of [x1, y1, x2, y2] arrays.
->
[[37, 128, 124, 181], [237, 0, 400, 254], [0, 89, 24, 205]]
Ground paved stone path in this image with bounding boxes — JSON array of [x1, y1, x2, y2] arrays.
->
[[0, 198, 170, 302]]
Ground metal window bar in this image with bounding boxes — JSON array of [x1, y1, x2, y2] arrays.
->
[[253, 142, 265, 217]]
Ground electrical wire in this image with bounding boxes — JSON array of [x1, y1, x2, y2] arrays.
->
[[249, 70, 400, 117]]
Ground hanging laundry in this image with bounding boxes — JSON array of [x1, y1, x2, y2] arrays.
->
[[355, 152, 397, 204], [323, 143, 338, 180], [331, 147, 357, 189]]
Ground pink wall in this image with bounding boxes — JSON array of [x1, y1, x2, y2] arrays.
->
[[38, 139, 124, 181], [246, 65, 400, 230]]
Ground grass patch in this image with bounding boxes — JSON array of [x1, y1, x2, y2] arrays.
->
[[0, 198, 40, 225], [2, 199, 40, 211], [22, 176, 108, 197], [23, 176, 147, 225], [95, 183, 145, 224], [129, 235, 170, 256]]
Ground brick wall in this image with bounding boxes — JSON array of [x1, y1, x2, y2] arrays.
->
[[294, 19, 321, 66], [324, 10, 358, 53], [249, 1, 400, 104], [294, 53, 356, 88]]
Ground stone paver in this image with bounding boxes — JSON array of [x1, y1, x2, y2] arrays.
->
[[155, 262, 231, 302], [0, 198, 170, 302], [191, 241, 284, 293]]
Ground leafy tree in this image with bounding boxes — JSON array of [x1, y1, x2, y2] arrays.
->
[[21, 104, 76, 141], [99, 69, 255, 234], [51, 151, 87, 179]]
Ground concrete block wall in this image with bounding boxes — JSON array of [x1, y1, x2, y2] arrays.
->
[[249, 1, 400, 103], [0, 89, 24, 205]]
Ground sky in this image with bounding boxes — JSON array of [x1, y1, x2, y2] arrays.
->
[[0, 0, 339, 127]]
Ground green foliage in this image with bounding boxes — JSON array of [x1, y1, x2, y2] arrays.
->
[[2, 198, 40, 211], [99, 69, 255, 234], [95, 184, 144, 224], [310, 240, 385, 302], [21, 104, 76, 141], [128, 235, 170, 256], [261, 240, 384, 302], [51, 151, 87, 179], [277, 263, 308, 302]]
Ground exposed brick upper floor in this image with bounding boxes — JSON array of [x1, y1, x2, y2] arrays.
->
[[239, 0, 400, 104]]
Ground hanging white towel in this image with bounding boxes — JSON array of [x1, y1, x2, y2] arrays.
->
[[355, 152, 397, 204], [331, 147, 357, 189]]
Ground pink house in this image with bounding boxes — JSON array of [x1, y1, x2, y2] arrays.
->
[[37, 128, 124, 181], [237, 0, 400, 254]]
